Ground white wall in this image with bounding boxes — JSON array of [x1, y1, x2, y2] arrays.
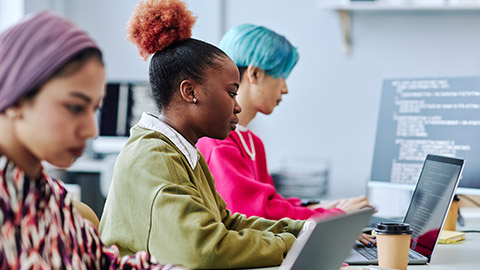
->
[[221, 1, 480, 201], [65, 0, 223, 81], [15, 0, 480, 203], [23, 0, 222, 81], [0, 0, 23, 32]]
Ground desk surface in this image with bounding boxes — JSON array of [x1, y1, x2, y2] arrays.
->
[[248, 214, 480, 270], [347, 215, 480, 270], [406, 212, 479, 269], [408, 233, 479, 269]]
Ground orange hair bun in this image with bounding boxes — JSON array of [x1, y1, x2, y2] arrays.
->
[[127, 0, 196, 61]]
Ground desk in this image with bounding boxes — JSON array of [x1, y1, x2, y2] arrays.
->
[[347, 215, 480, 270], [247, 214, 480, 270]]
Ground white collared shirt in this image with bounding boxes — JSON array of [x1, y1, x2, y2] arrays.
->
[[137, 112, 200, 169]]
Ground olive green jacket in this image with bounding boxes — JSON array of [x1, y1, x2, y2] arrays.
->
[[99, 125, 305, 269]]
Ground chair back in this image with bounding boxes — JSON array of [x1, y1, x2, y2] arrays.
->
[[73, 200, 100, 230]]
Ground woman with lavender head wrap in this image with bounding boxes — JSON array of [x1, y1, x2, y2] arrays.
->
[[0, 10, 186, 269]]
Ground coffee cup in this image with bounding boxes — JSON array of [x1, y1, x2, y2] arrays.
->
[[375, 222, 412, 270]]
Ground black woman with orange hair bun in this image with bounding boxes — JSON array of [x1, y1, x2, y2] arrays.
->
[[99, 0, 307, 269]]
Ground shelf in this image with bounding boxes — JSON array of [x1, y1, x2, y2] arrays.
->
[[318, 1, 480, 54], [319, 1, 480, 11]]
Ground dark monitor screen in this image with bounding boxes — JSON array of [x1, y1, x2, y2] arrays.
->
[[370, 77, 480, 195], [99, 82, 157, 137]]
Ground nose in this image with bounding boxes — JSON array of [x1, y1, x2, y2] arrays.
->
[[79, 111, 99, 140], [234, 98, 242, 114], [281, 79, 288, 94]]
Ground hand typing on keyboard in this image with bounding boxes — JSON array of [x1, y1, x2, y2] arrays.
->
[[358, 233, 376, 246]]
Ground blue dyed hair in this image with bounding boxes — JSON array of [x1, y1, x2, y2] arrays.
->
[[219, 23, 299, 79]]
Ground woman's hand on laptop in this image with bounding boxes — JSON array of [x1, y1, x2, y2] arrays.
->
[[331, 195, 373, 213], [308, 195, 377, 213], [358, 233, 376, 246], [307, 200, 339, 210]]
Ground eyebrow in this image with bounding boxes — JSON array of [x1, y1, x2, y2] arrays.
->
[[69, 92, 92, 103]]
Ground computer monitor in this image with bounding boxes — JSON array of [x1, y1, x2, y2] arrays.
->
[[94, 81, 158, 154], [370, 76, 480, 195], [99, 81, 157, 137]]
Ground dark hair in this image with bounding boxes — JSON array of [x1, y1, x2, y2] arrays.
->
[[149, 38, 228, 111], [25, 48, 103, 100], [237, 66, 247, 82]]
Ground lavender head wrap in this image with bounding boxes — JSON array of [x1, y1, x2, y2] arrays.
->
[[0, 11, 101, 112]]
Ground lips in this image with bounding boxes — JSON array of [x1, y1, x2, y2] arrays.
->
[[69, 146, 85, 157]]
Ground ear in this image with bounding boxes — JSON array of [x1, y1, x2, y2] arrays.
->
[[245, 65, 265, 85], [4, 102, 25, 120], [5, 107, 19, 119], [179, 79, 198, 104]]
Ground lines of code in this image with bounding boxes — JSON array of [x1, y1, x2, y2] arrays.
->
[[370, 77, 480, 189]]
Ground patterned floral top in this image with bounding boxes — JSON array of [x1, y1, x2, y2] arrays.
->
[[0, 154, 177, 269]]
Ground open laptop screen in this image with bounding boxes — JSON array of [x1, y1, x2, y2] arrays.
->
[[404, 154, 464, 260]]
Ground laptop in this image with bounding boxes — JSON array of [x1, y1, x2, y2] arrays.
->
[[279, 207, 374, 270], [346, 154, 465, 265]]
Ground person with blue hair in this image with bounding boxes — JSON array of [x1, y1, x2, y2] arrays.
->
[[197, 23, 372, 222], [219, 23, 299, 79]]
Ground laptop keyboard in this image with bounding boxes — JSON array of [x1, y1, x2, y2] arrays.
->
[[408, 250, 426, 260], [354, 245, 378, 260], [353, 245, 425, 261]]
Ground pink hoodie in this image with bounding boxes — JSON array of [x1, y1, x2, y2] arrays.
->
[[197, 129, 343, 220]]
